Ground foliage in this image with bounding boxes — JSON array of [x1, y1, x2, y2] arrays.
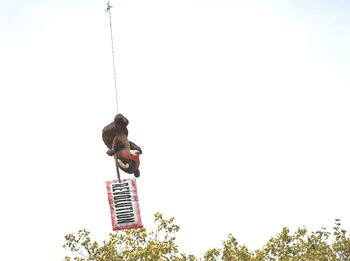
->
[[63, 213, 195, 261], [63, 215, 350, 261]]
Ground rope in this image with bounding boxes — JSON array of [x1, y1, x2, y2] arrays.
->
[[106, 0, 121, 181], [106, 0, 119, 114], [114, 154, 122, 182]]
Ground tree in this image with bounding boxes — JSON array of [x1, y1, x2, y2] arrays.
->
[[63, 215, 350, 260], [63, 213, 196, 261]]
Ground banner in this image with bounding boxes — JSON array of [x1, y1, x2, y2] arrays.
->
[[106, 179, 143, 230]]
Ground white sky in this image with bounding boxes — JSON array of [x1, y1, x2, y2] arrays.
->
[[1, 0, 350, 260]]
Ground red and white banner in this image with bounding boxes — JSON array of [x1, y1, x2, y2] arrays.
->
[[106, 179, 143, 230]]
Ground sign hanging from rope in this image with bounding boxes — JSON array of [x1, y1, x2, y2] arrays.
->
[[104, 0, 143, 231], [106, 179, 143, 230], [103, 114, 143, 230]]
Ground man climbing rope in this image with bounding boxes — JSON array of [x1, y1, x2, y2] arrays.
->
[[102, 114, 142, 178]]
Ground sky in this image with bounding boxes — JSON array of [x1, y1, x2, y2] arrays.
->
[[1, 0, 350, 260]]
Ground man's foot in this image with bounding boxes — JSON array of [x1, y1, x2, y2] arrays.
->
[[107, 149, 114, 156], [134, 169, 140, 177]]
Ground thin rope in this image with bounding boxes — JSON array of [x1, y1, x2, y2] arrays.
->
[[107, 1, 121, 182], [106, 0, 119, 114], [114, 154, 122, 182]]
